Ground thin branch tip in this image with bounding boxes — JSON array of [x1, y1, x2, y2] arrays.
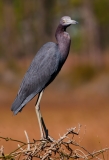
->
[[0, 126, 108, 160]]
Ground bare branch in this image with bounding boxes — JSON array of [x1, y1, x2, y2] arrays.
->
[[0, 126, 109, 160], [24, 130, 30, 150]]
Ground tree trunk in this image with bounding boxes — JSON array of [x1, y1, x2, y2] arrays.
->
[[81, 0, 102, 66], [37, 0, 56, 45]]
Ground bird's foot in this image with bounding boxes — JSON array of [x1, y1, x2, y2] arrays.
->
[[41, 135, 54, 142], [47, 135, 54, 142]]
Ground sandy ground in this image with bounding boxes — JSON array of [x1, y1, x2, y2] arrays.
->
[[0, 73, 109, 157]]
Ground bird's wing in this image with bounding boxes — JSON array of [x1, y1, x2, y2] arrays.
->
[[11, 42, 60, 114]]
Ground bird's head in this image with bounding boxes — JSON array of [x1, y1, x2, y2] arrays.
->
[[60, 16, 78, 27]]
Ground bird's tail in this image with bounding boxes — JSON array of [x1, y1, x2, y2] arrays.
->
[[11, 96, 24, 115], [11, 93, 36, 115]]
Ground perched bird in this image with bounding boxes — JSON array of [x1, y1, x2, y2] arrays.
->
[[11, 16, 78, 139]]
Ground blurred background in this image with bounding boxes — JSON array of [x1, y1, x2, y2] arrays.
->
[[0, 0, 109, 154]]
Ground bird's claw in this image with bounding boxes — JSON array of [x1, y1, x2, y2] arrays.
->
[[41, 135, 54, 142], [47, 135, 54, 142]]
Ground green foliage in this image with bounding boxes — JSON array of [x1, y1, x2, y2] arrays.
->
[[13, 0, 24, 23], [69, 0, 82, 7], [69, 65, 98, 85], [71, 34, 83, 53], [6, 60, 20, 74], [0, 45, 4, 58], [0, 1, 3, 26], [93, 0, 109, 25]]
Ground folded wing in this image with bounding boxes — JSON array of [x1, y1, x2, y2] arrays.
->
[[11, 42, 60, 114]]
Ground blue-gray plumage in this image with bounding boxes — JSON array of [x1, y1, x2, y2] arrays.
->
[[11, 16, 78, 116]]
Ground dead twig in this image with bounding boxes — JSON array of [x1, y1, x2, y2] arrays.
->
[[0, 126, 108, 160]]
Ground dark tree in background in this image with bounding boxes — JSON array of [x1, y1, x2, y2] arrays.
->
[[0, 0, 108, 57], [0, 0, 109, 84]]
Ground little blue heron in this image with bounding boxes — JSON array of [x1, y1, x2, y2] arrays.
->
[[11, 16, 78, 139]]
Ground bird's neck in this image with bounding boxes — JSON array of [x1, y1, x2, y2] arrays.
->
[[55, 24, 71, 63]]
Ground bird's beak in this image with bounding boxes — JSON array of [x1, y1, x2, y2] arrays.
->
[[71, 20, 78, 24]]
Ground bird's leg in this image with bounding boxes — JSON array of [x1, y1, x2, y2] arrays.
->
[[35, 90, 54, 142], [35, 90, 48, 139]]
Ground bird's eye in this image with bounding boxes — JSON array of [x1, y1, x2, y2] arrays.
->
[[62, 19, 65, 23]]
